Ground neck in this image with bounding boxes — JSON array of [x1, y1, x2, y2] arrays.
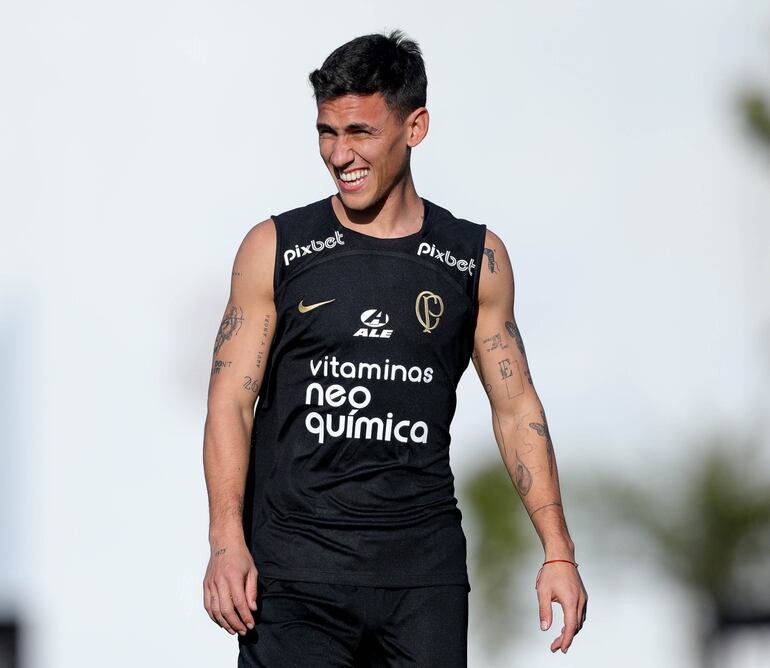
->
[[333, 169, 424, 237]]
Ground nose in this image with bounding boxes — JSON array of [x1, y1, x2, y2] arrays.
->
[[329, 136, 355, 169]]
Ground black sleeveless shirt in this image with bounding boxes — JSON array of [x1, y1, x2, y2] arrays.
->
[[244, 195, 487, 589]]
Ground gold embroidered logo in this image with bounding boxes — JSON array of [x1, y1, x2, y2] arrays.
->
[[415, 291, 444, 333], [298, 298, 335, 313]]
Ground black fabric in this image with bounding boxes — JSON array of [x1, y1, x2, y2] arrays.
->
[[244, 195, 487, 589], [237, 575, 469, 667]]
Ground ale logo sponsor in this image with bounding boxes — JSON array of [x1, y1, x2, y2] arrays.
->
[[284, 230, 345, 267], [415, 291, 444, 333], [416, 241, 476, 275], [354, 308, 393, 338]]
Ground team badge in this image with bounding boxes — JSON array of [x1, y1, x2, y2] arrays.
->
[[415, 291, 444, 333]]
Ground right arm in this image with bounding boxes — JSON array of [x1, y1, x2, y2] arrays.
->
[[202, 217, 277, 636]]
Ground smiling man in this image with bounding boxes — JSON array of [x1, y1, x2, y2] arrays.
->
[[202, 30, 587, 667]]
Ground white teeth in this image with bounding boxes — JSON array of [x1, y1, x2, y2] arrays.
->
[[339, 169, 369, 182]]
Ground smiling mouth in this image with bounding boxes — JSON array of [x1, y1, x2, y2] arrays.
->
[[337, 168, 370, 188]]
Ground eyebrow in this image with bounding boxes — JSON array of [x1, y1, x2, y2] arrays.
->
[[316, 122, 379, 134]]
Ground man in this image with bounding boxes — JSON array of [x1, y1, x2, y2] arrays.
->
[[203, 30, 587, 667]]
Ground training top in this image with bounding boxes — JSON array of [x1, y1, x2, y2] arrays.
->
[[242, 194, 487, 590]]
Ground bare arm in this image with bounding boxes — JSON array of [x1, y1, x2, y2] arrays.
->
[[472, 229, 573, 559], [472, 228, 586, 652], [202, 217, 277, 635]]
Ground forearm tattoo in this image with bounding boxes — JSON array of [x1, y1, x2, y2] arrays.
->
[[513, 448, 533, 496], [529, 501, 562, 519], [529, 408, 555, 478]]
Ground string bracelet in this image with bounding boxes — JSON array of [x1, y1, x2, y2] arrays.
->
[[535, 559, 579, 590]]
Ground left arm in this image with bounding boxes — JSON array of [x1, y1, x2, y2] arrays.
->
[[471, 228, 587, 653]]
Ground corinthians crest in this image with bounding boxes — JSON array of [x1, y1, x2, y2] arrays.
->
[[415, 291, 444, 333]]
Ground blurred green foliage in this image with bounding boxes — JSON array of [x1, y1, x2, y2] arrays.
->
[[463, 464, 534, 654]]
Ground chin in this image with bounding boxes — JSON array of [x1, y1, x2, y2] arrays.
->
[[337, 190, 373, 211]]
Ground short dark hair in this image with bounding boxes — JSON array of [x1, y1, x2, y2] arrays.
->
[[308, 30, 427, 121]]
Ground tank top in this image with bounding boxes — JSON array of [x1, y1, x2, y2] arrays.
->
[[243, 194, 487, 590]]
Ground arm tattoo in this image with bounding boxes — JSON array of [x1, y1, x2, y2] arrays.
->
[[483, 332, 509, 352], [498, 358, 525, 399], [529, 407, 555, 478], [529, 501, 562, 519], [513, 448, 533, 496], [505, 319, 526, 357], [211, 359, 233, 376], [243, 376, 259, 393], [483, 247, 500, 273], [214, 306, 245, 355], [256, 314, 272, 370]]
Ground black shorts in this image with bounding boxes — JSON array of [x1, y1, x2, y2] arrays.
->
[[237, 575, 469, 667]]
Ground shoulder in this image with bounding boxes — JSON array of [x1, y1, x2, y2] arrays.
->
[[477, 226, 513, 306], [426, 198, 486, 235], [238, 217, 276, 260], [482, 227, 508, 256], [272, 196, 329, 224], [230, 217, 277, 299]]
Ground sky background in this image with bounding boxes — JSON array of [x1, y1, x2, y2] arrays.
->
[[1, 1, 770, 666]]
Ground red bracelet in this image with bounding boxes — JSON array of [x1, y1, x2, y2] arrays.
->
[[535, 559, 578, 590]]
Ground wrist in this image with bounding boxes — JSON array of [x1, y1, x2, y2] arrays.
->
[[208, 524, 246, 548], [543, 538, 575, 562]]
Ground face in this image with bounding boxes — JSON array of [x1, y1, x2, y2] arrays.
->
[[316, 92, 428, 211]]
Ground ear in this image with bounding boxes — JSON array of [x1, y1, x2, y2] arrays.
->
[[405, 107, 429, 148]]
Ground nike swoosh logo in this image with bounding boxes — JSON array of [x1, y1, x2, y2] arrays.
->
[[298, 298, 335, 313]]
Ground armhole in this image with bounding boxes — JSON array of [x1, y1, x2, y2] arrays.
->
[[271, 215, 282, 296], [470, 223, 487, 331]]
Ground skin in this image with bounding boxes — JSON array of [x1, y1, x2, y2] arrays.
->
[[202, 90, 588, 652], [316, 91, 429, 236], [472, 235, 588, 653], [202, 220, 277, 636]]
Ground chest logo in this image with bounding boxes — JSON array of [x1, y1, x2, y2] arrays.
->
[[284, 230, 345, 267], [415, 291, 444, 333], [354, 308, 393, 338], [417, 242, 476, 275], [298, 298, 335, 313]]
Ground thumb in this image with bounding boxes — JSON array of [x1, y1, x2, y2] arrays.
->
[[538, 592, 552, 631], [245, 566, 258, 610]]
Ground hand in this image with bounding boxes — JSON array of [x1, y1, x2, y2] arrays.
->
[[536, 561, 587, 653], [203, 538, 259, 636]]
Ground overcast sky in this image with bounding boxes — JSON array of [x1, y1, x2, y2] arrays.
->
[[2, 1, 770, 666]]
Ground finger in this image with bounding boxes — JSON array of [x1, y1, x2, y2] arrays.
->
[[537, 589, 553, 631], [229, 575, 256, 631], [551, 626, 565, 652], [203, 582, 218, 625], [577, 596, 587, 632], [245, 567, 258, 612], [212, 582, 236, 634], [217, 580, 248, 635], [558, 603, 579, 653]]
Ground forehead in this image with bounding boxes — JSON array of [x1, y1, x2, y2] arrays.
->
[[315, 92, 393, 126]]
